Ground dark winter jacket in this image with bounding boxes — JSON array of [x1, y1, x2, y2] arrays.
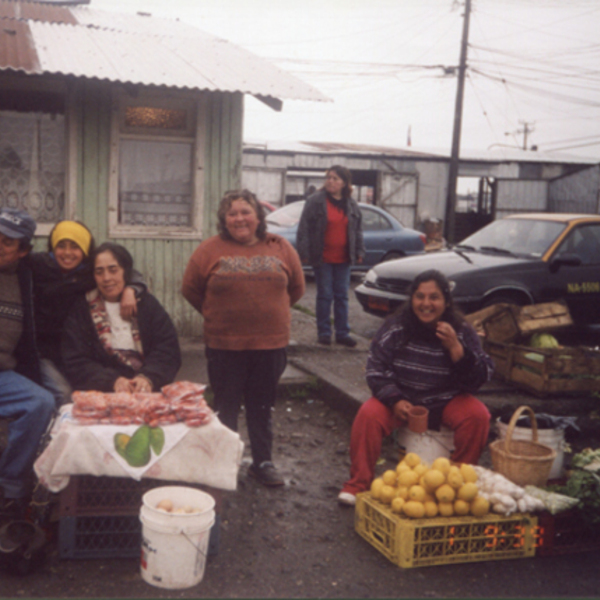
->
[[29, 252, 95, 365], [61, 292, 181, 392], [14, 259, 42, 384], [296, 190, 365, 267], [366, 317, 494, 416], [29, 252, 147, 367]]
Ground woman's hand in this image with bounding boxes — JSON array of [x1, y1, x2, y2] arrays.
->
[[130, 375, 153, 393], [120, 287, 138, 320], [436, 321, 464, 362], [393, 399, 413, 421], [114, 377, 133, 393]]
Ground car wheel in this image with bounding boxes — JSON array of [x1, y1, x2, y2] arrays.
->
[[382, 251, 404, 262]]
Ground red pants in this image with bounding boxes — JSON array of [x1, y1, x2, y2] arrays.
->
[[341, 395, 491, 495]]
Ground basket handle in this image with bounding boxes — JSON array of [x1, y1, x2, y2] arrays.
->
[[504, 405, 538, 454]]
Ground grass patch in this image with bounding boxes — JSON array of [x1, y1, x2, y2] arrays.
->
[[293, 304, 315, 318], [280, 376, 321, 400]]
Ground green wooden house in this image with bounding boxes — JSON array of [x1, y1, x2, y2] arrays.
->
[[0, 0, 326, 334]]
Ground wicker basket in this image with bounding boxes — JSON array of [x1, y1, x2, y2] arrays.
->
[[489, 405, 556, 487]]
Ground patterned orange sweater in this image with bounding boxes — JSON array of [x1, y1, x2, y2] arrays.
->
[[182, 233, 305, 350]]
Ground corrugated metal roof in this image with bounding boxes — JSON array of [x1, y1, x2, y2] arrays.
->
[[244, 140, 446, 159], [244, 140, 599, 166], [0, 1, 328, 103]]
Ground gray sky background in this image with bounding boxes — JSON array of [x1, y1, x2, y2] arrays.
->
[[93, 0, 600, 161]]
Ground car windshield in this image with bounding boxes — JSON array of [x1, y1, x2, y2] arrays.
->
[[458, 218, 567, 257], [266, 201, 305, 228]]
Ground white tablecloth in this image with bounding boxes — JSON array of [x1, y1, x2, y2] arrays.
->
[[34, 405, 244, 493]]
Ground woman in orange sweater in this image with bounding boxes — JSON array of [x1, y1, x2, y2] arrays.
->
[[182, 189, 305, 487]]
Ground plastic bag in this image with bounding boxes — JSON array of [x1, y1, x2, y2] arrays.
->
[[524, 485, 581, 515]]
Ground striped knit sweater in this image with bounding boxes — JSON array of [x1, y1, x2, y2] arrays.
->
[[366, 316, 494, 414]]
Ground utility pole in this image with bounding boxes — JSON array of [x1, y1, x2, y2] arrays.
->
[[505, 120, 535, 150], [518, 120, 535, 150], [444, 0, 471, 245]]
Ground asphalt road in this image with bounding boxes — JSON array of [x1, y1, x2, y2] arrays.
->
[[295, 275, 385, 341]]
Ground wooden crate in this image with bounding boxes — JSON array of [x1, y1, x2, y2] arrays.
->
[[485, 340, 600, 396], [466, 301, 573, 344]]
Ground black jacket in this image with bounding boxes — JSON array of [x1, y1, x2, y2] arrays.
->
[[14, 259, 42, 384], [61, 292, 182, 392], [29, 252, 147, 366], [29, 252, 95, 365], [296, 190, 365, 267]]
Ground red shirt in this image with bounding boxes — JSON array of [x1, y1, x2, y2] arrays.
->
[[322, 199, 349, 263]]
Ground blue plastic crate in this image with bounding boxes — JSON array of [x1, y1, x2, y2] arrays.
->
[[59, 514, 221, 560]]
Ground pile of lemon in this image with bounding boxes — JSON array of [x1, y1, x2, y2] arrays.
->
[[370, 452, 490, 519]]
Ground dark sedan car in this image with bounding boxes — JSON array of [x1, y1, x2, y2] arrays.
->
[[266, 201, 426, 271], [355, 213, 600, 324]]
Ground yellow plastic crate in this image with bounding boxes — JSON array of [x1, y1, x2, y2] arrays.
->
[[355, 493, 538, 568]]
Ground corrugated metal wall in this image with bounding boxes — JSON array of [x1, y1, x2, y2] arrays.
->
[[548, 165, 600, 214], [74, 81, 243, 336], [494, 179, 548, 219]]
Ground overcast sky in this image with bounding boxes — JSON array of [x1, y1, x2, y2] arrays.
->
[[93, 0, 600, 161]]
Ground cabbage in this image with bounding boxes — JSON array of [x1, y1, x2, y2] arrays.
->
[[529, 332, 560, 348]]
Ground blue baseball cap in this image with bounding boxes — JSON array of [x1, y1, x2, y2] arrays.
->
[[0, 208, 36, 242]]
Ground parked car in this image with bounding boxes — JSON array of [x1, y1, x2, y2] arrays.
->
[[355, 213, 600, 324], [266, 201, 426, 271], [259, 200, 278, 214]]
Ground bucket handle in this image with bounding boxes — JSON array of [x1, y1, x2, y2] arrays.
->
[[422, 430, 454, 454], [182, 530, 209, 560], [505, 405, 538, 454]]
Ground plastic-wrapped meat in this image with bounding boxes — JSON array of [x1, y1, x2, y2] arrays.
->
[[184, 407, 213, 427], [161, 381, 206, 403], [72, 391, 109, 415], [138, 393, 175, 426], [104, 392, 145, 423], [137, 393, 172, 416], [148, 414, 179, 428], [174, 397, 213, 427], [106, 393, 138, 410], [71, 382, 213, 427]]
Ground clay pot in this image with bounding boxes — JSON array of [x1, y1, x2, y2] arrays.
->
[[407, 406, 429, 434]]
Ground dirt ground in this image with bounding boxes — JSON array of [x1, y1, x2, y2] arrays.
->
[[2, 387, 600, 599], [2, 280, 600, 597]]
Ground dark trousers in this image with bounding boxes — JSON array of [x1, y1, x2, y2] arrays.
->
[[205, 347, 287, 467]]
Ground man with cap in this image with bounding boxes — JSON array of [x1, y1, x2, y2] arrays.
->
[[0, 207, 54, 517]]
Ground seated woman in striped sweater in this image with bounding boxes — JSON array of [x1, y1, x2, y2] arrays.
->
[[338, 269, 494, 506]]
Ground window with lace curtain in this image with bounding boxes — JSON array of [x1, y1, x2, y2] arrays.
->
[[0, 109, 66, 226], [109, 92, 205, 238]]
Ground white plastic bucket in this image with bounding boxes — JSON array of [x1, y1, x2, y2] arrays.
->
[[495, 419, 565, 480], [396, 427, 455, 465], [140, 486, 215, 589]]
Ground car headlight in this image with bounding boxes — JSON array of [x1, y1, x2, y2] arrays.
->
[[364, 269, 378, 285]]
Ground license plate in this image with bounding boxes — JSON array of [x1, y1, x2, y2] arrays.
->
[[367, 296, 390, 312]]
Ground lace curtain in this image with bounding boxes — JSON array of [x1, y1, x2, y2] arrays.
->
[[119, 139, 193, 227], [0, 111, 65, 223]]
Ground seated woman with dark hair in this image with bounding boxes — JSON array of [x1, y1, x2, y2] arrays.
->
[[337, 269, 494, 506], [61, 243, 181, 393]]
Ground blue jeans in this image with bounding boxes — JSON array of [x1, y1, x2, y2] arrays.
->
[[0, 370, 55, 498], [314, 262, 351, 340], [40, 358, 72, 407]]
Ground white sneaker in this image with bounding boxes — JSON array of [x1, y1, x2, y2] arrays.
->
[[338, 491, 356, 506]]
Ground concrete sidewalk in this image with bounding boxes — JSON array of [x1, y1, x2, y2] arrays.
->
[[178, 308, 599, 422]]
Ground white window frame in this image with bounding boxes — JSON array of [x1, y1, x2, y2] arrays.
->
[[108, 89, 206, 239]]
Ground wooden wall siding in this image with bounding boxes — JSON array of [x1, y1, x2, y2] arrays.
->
[[73, 83, 243, 336]]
